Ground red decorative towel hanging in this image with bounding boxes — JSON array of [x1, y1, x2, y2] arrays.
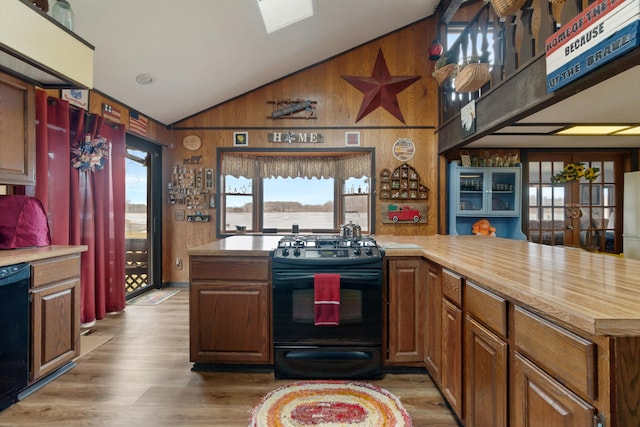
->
[[314, 273, 340, 326]]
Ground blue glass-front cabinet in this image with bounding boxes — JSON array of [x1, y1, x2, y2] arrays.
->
[[449, 161, 526, 239]]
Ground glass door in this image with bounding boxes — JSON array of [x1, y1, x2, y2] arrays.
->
[[526, 152, 623, 253], [125, 135, 162, 298], [458, 170, 485, 214], [489, 170, 518, 215]]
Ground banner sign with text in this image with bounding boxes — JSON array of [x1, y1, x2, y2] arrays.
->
[[545, 0, 639, 92]]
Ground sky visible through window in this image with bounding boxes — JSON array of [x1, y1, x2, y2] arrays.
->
[[263, 177, 333, 205], [125, 149, 147, 205]]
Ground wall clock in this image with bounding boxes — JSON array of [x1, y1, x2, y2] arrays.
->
[[182, 135, 202, 151]]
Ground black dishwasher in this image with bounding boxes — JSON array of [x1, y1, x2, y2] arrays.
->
[[0, 262, 30, 412]]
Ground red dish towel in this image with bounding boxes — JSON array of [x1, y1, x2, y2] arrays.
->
[[314, 273, 340, 326]]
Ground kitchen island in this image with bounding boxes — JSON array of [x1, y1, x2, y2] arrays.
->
[[188, 235, 640, 426]]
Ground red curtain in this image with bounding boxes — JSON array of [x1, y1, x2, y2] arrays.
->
[[29, 90, 126, 324]]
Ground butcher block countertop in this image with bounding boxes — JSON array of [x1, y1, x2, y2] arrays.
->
[[374, 234, 640, 337], [188, 234, 640, 337], [187, 235, 283, 256], [0, 245, 87, 267]]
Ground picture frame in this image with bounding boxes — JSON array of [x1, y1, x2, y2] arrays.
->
[[233, 132, 248, 146], [61, 89, 89, 110], [345, 131, 360, 146]]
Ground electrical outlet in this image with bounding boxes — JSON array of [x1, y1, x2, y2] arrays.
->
[[175, 209, 185, 221]]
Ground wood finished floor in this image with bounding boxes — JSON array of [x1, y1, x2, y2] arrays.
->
[[0, 288, 458, 426]]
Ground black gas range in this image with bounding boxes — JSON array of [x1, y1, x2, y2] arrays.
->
[[271, 234, 384, 379], [272, 234, 383, 268]]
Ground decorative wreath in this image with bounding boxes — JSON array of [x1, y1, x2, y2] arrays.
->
[[71, 134, 110, 172], [551, 162, 600, 183]]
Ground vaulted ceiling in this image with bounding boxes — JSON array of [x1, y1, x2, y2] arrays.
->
[[66, 1, 639, 150], [70, 0, 440, 126]]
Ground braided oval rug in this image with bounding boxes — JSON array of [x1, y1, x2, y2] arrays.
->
[[249, 380, 413, 426]]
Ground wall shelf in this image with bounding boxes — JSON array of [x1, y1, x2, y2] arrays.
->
[[379, 163, 429, 201]]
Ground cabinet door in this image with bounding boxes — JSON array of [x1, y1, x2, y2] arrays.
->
[[30, 278, 81, 381], [441, 298, 463, 418], [457, 169, 486, 214], [387, 258, 425, 364], [0, 71, 35, 185], [190, 282, 271, 364], [465, 316, 508, 427], [488, 170, 519, 215], [423, 262, 441, 383], [512, 353, 595, 427]]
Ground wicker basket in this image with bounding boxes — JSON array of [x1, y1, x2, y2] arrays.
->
[[491, 0, 526, 16], [433, 63, 458, 86], [454, 63, 491, 93]]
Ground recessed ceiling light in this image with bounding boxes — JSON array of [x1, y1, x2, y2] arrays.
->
[[135, 73, 156, 85], [613, 126, 640, 135], [556, 125, 632, 135], [257, 0, 315, 34]]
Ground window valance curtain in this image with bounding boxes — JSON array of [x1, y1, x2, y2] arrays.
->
[[221, 153, 371, 180]]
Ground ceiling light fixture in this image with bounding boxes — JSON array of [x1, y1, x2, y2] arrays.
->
[[257, 0, 315, 34], [556, 125, 632, 135], [135, 73, 156, 85], [613, 126, 640, 135]]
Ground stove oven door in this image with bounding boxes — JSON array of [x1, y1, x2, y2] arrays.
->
[[272, 269, 383, 379], [272, 270, 382, 346]]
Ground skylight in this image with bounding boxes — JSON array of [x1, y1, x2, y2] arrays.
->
[[257, 0, 315, 34]]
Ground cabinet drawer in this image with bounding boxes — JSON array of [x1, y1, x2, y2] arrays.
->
[[513, 307, 596, 400], [441, 269, 461, 305], [190, 256, 269, 281], [31, 255, 81, 289], [465, 281, 507, 339]]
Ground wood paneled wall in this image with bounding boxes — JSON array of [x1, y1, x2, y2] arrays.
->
[[48, 16, 443, 285], [162, 16, 442, 283]]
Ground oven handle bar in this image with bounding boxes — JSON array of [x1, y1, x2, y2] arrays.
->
[[282, 350, 374, 361], [272, 271, 381, 286]]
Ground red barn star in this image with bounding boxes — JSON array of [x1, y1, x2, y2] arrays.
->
[[342, 49, 421, 123]]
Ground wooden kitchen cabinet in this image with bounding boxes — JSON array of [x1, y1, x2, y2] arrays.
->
[[464, 317, 507, 427], [29, 254, 81, 382], [512, 352, 595, 426], [0, 70, 35, 186], [440, 269, 463, 419], [189, 256, 271, 364], [441, 297, 463, 418], [387, 257, 425, 364], [423, 262, 441, 383], [464, 281, 508, 427], [511, 305, 598, 425]]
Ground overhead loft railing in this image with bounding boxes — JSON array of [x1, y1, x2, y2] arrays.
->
[[439, 0, 583, 126]]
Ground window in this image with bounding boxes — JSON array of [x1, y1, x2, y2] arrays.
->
[[217, 149, 374, 235], [263, 177, 334, 231], [223, 176, 253, 232], [343, 176, 369, 231]]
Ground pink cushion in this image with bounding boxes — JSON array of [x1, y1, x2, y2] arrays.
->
[[0, 195, 51, 249]]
